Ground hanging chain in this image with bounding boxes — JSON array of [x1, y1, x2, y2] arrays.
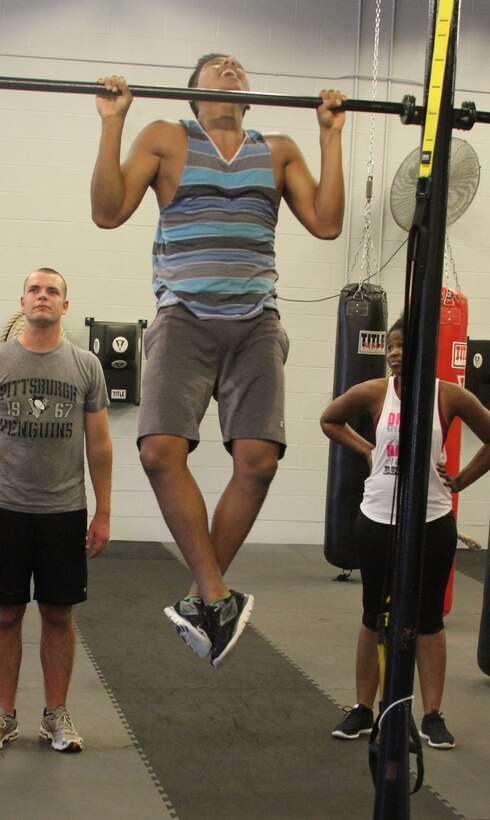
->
[[444, 233, 460, 291], [367, 0, 381, 181], [348, 0, 382, 288]]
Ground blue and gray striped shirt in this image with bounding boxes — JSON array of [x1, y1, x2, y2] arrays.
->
[[152, 119, 279, 319]]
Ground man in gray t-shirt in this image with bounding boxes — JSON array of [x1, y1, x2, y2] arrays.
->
[[0, 267, 112, 754]]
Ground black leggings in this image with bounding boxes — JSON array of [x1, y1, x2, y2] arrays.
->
[[355, 510, 457, 635]]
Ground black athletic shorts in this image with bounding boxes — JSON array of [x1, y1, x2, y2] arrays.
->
[[0, 507, 88, 606], [355, 509, 457, 635]]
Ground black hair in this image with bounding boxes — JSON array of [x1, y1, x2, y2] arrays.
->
[[187, 53, 227, 117], [187, 53, 249, 119], [387, 316, 404, 338]]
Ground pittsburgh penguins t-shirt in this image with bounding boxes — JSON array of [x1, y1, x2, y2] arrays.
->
[[0, 338, 108, 513]]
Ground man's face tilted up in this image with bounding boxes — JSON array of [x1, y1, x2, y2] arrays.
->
[[188, 54, 251, 118]]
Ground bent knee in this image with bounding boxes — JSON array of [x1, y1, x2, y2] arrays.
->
[[139, 435, 189, 476], [254, 457, 278, 486], [234, 445, 279, 487]]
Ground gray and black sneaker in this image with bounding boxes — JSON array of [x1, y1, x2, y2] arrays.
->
[[39, 706, 83, 753], [207, 590, 254, 668], [420, 710, 455, 749], [0, 708, 18, 749], [164, 596, 212, 658], [332, 704, 374, 739]]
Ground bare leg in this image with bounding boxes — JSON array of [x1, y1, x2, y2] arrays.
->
[[188, 439, 279, 595], [212, 439, 279, 567], [140, 435, 229, 603], [416, 630, 446, 714], [0, 605, 25, 713], [141, 436, 279, 602], [38, 603, 75, 711], [356, 624, 379, 709]]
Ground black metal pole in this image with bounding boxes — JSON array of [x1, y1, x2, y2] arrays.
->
[[0, 75, 486, 127], [0, 75, 409, 113], [373, 1, 459, 817]]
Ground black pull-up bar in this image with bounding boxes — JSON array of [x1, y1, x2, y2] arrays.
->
[[1, 76, 487, 128], [0, 74, 408, 113], [0, 74, 418, 116]]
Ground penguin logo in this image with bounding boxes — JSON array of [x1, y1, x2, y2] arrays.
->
[[27, 396, 49, 419]]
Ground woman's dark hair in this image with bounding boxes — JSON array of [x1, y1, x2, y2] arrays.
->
[[387, 316, 404, 337]]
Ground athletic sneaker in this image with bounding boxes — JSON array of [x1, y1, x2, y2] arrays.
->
[[332, 704, 374, 739], [164, 596, 212, 658], [0, 708, 18, 749], [39, 706, 83, 753], [420, 710, 455, 749], [207, 590, 254, 668]]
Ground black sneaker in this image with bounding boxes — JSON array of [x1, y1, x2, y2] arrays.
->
[[332, 704, 374, 739], [207, 590, 254, 668], [164, 596, 212, 658], [420, 711, 455, 749]]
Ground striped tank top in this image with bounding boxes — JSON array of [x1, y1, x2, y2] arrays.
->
[[152, 118, 279, 319]]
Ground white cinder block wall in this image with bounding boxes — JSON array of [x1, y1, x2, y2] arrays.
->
[[0, 0, 488, 547]]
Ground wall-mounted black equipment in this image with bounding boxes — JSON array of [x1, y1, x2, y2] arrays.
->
[[85, 318, 147, 405], [465, 338, 490, 410]]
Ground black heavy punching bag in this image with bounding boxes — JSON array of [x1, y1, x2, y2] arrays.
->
[[324, 283, 387, 569], [477, 526, 490, 676]]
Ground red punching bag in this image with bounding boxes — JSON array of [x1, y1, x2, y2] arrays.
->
[[436, 287, 468, 615]]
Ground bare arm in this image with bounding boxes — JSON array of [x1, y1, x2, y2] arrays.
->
[[320, 380, 386, 466], [278, 89, 346, 239], [85, 408, 112, 557], [91, 75, 162, 228], [437, 382, 490, 492]]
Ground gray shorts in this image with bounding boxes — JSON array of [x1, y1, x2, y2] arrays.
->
[[138, 305, 289, 456]]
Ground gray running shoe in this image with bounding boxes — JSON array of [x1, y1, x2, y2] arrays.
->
[[39, 706, 83, 753], [420, 710, 455, 749], [332, 704, 374, 739], [164, 596, 212, 658], [0, 708, 18, 749], [207, 590, 254, 668]]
